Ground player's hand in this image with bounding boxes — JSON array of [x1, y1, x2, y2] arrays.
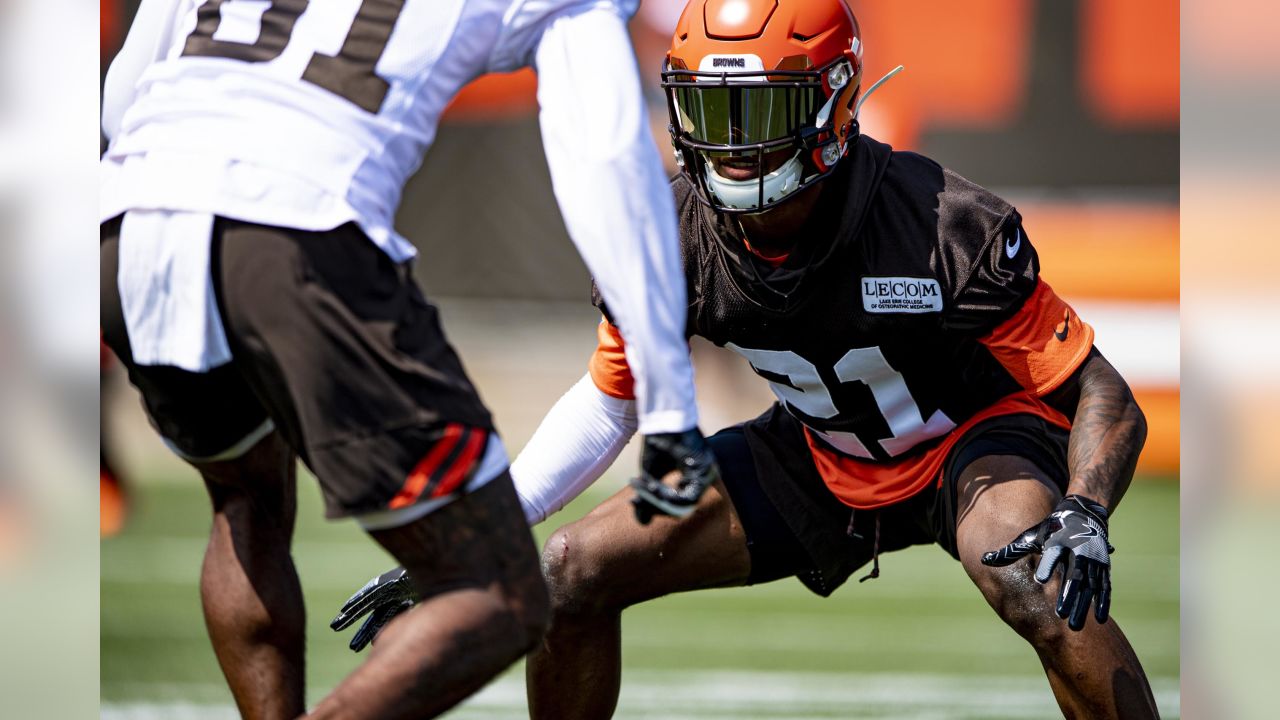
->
[[329, 566, 417, 652], [981, 494, 1114, 631], [629, 428, 720, 524]]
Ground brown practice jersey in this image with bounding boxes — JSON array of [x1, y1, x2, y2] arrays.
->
[[591, 136, 1093, 510]]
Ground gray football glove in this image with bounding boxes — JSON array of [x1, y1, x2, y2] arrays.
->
[[981, 494, 1114, 631], [329, 566, 416, 652]]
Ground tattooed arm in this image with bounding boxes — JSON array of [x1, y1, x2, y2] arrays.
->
[[1043, 347, 1148, 512], [981, 346, 1146, 629]]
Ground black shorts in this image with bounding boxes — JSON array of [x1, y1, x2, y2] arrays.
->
[[101, 215, 495, 518], [711, 403, 1070, 596]]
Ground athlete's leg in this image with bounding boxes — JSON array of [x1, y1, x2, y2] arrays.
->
[[306, 472, 548, 720], [193, 431, 306, 720], [207, 220, 545, 717], [527, 475, 752, 720], [102, 221, 306, 718], [954, 455, 1158, 719]]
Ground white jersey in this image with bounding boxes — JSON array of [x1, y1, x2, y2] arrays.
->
[[103, 0, 699, 434], [104, 0, 633, 259]]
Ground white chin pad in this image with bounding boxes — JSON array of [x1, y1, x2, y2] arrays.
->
[[704, 153, 803, 210]]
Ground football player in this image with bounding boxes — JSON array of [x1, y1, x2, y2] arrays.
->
[[99, 0, 715, 717], [334, 0, 1162, 717]]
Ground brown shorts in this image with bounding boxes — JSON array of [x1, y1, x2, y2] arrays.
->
[[713, 404, 1070, 596], [101, 215, 495, 518]]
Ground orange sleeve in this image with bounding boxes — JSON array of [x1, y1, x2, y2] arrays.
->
[[587, 318, 636, 400], [980, 280, 1094, 396]]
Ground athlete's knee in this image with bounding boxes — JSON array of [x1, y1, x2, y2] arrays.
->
[[977, 561, 1065, 649], [540, 524, 623, 618]]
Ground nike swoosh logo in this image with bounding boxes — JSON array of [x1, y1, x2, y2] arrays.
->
[[1070, 526, 1099, 540], [1005, 228, 1021, 259], [1054, 310, 1071, 341]]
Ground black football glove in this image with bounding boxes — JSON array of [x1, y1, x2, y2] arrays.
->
[[329, 566, 417, 652], [981, 494, 1115, 631], [629, 428, 720, 524]]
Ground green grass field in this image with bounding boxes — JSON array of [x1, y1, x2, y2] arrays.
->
[[102, 473, 1179, 718]]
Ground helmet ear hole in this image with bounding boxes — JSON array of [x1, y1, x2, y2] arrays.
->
[[821, 143, 840, 167]]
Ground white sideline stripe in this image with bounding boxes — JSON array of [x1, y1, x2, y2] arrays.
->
[[1072, 300, 1179, 387], [102, 671, 1181, 719]]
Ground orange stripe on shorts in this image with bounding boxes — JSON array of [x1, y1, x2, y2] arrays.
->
[[389, 423, 464, 510], [429, 430, 487, 499]]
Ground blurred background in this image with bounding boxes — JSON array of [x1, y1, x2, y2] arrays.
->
[[1, 0, 101, 717], [92, 0, 1184, 718], [1179, 1, 1280, 718]]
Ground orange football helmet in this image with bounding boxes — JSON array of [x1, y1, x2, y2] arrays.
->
[[663, 0, 864, 212]]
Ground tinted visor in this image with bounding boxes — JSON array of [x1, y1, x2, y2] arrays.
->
[[672, 82, 822, 146]]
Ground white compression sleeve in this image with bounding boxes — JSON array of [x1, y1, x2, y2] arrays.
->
[[511, 374, 638, 525], [102, 0, 183, 140], [534, 7, 698, 436]]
